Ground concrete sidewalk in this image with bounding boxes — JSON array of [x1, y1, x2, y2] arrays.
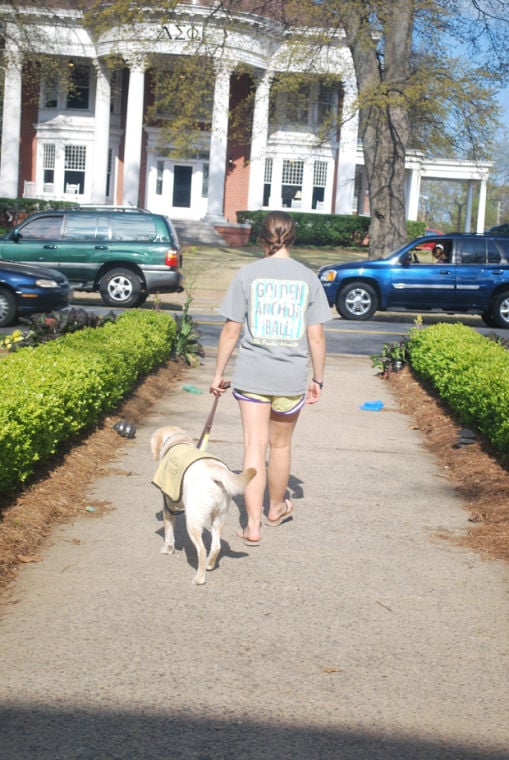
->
[[0, 351, 508, 760]]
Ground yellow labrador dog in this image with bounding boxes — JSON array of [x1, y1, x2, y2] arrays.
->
[[151, 425, 255, 585]]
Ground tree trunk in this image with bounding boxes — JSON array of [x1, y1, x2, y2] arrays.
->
[[340, 1, 414, 258], [360, 101, 410, 258]]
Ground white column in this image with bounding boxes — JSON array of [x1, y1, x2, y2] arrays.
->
[[0, 52, 22, 198], [206, 62, 233, 222], [123, 56, 145, 207], [405, 168, 421, 221], [476, 177, 487, 233], [465, 180, 474, 232], [91, 60, 111, 204], [334, 81, 358, 214], [247, 70, 272, 210]]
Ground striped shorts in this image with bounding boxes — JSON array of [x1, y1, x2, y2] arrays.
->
[[232, 389, 305, 415]]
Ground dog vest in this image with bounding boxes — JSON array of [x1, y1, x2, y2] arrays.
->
[[152, 442, 223, 505]]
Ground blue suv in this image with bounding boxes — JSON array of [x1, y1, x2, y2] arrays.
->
[[318, 233, 509, 328]]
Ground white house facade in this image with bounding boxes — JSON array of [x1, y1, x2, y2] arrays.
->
[[0, 3, 491, 232]]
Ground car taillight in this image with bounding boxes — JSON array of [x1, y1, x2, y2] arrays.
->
[[165, 250, 179, 267]]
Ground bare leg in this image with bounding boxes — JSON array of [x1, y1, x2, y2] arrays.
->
[[267, 410, 300, 522], [237, 400, 271, 542]]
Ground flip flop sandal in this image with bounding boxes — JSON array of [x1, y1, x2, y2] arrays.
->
[[264, 499, 293, 527], [236, 530, 260, 546]]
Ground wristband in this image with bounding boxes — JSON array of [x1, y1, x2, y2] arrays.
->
[[312, 378, 324, 389]]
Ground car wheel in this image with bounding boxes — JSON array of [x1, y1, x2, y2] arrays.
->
[[337, 282, 378, 320], [133, 293, 148, 308], [0, 287, 17, 327], [488, 292, 509, 328], [99, 268, 143, 308], [481, 311, 499, 328]]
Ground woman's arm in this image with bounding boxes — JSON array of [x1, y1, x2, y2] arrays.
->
[[305, 323, 326, 404], [210, 319, 242, 396]]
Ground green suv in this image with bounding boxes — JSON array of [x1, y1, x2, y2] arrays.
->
[[0, 207, 184, 308]]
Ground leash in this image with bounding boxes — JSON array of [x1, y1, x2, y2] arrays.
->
[[197, 382, 230, 451]]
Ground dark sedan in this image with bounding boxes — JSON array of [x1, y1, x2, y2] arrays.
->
[[0, 260, 72, 327], [318, 233, 509, 328]]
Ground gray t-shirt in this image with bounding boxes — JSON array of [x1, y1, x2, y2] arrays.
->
[[220, 257, 331, 395]]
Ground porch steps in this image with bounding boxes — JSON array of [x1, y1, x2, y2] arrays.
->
[[172, 219, 227, 246]]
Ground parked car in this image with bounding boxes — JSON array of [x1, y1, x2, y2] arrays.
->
[[318, 233, 509, 328], [487, 223, 509, 234], [0, 206, 184, 308], [0, 259, 72, 327], [415, 227, 444, 249]]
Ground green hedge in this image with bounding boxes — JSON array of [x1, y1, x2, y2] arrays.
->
[[0, 197, 75, 230], [0, 310, 177, 495], [236, 210, 426, 248], [407, 323, 509, 454]]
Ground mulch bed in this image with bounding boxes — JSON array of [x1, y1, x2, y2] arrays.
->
[[0, 360, 185, 595], [388, 367, 509, 563]]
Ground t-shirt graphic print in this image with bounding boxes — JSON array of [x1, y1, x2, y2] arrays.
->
[[250, 278, 309, 346]]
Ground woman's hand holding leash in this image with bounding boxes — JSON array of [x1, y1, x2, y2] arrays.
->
[[209, 377, 230, 398]]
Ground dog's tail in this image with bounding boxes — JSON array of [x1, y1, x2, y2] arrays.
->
[[210, 465, 256, 496]]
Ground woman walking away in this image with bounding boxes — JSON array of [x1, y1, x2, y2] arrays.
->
[[209, 211, 330, 546]]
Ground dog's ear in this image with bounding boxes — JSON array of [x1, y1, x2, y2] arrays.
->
[[151, 426, 192, 460]]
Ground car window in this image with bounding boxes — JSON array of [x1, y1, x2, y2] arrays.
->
[[406, 238, 451, 264], [109, 215, 156, 241], [493, 238, 509, 261], [96, 215, 109, 241], [18, 215, 63, 240], [63, 214, 98, 241], [487, 239, 502, 264], [459, 238, 486, 264]]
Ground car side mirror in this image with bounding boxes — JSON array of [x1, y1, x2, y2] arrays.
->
[[400, 252, 412, 266], [9, 230, 21, 242]]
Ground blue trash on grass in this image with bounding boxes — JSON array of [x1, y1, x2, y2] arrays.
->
[[360, 400, 384, 411]]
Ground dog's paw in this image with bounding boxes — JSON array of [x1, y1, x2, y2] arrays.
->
[[193, 574, 207, 585], [160, 544, 175, 555]]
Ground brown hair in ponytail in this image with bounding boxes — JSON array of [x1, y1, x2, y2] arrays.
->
[[258, 211, 296, 256]]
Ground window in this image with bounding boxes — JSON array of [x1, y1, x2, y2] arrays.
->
[[488, 239, 502, 264], [156, 161, 164, 195], [64, 145, 86, 194], [63, 214, 98, 241], [106, 148, 113, 198], [109, 215, 156, 242], [43, 144, 55, 186], [495, 239, 509, 261], [201, 164, 209, 198], [317, 82, 337, 126], [19, 215, 63, 240], [313, 161, 328, 209], [263, 158, 273, 207], [282, 159, 304, 208], [286, 84, 310, 126], [44, 77, 58, 109], [66, 65, 90, 110], [460, 239, 487, 265]]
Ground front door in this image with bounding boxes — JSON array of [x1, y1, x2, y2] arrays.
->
[[146, 159, 208, 219], [172, 165, 192, 208]]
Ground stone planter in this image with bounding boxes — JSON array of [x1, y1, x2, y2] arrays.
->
[[214, 223, 252, 247]]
